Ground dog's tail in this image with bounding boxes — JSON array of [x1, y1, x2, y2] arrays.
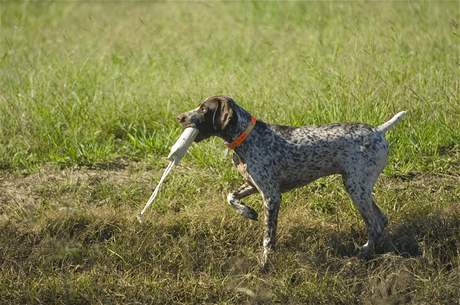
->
[[376, 111, 407, 133]]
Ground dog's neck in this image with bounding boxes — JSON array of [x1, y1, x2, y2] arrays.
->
[[219, 105, 257, 153]]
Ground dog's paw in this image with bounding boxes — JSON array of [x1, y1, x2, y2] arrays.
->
[[241, 206, 258, 221], [357, 242, 375, 260], [259, 262, 270, 274], [258, 249, 274, 273]]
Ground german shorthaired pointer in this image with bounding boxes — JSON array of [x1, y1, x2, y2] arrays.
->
[[177, 96, 406, 269]]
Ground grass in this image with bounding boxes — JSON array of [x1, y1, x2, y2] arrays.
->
[[0, 1, 459, 305]]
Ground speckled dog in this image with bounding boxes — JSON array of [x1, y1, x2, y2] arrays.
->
[[177, 96, 406, 269]]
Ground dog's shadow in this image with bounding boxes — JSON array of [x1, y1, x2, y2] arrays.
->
[[280, 209, 459, 264], [328, 222, 423, 258]]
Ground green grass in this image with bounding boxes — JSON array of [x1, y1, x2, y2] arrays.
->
[[1, 1, 459, 173], [1, 2, 459, 305]]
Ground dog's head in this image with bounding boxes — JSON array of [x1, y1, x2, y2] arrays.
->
[[176, 96, 236, 142]]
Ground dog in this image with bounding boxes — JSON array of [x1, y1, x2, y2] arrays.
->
[[177, 96, 406, 269]]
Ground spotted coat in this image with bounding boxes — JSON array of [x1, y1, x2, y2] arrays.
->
[[177, 96, 406, 269]]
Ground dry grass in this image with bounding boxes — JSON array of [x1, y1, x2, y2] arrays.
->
[[1, 161, 459, 305]]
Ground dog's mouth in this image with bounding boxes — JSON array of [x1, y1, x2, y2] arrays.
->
[[181, 123, 196, 129], [177, 120, 197, 129]]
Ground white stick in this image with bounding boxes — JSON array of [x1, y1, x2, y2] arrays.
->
[[137, 160, 176, 222], [167, 128, 199, 162], [137, 127, 198, 223]]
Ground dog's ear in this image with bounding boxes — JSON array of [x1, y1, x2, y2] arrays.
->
[[212, 99, 234, 131]]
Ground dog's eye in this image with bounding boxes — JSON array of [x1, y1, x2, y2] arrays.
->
[[198, 106, 207, 113]]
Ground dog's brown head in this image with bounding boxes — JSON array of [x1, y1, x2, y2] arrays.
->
[[176, 96, 236, 142]]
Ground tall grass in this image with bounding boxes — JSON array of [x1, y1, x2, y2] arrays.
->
[[0, 2, 458, 173]]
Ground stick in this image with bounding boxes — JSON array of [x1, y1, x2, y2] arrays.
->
[[136, 127, 198, 222], [137, 159, 176, 223]]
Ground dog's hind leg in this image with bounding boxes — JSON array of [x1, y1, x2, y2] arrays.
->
[[342, 171, 388, 258]]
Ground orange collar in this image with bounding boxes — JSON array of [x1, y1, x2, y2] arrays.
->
[[225, 116, 257, 150]]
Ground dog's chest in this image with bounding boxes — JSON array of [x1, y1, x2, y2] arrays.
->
[[231, 153, 252, 182]]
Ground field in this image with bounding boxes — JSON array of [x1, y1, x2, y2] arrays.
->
[[1, 2, 459, 304]]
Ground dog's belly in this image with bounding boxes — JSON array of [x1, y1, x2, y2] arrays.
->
[[278, 165, 339, 192]]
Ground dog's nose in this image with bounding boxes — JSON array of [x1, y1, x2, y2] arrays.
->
[[176, 114, 186, 123]]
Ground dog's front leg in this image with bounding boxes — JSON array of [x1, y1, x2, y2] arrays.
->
[[245, 162, 281, 271], [260, 189, 281, 272], [227, 182, 258, 220]]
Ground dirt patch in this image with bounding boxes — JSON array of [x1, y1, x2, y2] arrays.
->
[[0, 162, 157, 213], [1, 161, 459, 209]]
